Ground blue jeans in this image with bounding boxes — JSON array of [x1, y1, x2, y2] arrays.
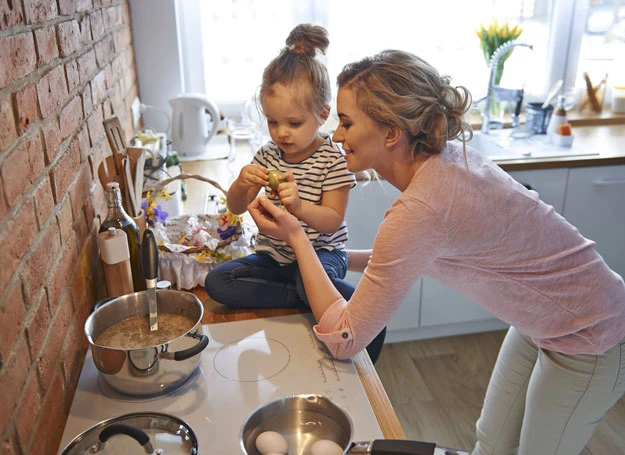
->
[[204, 249, 353, 309]]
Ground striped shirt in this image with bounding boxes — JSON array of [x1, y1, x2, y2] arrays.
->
[[252, 136, 356, 265]]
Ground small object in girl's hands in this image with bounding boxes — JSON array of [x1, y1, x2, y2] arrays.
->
[[557, 124, 572, 136], [267, 169, 287, 191]]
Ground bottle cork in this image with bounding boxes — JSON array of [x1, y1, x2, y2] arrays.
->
[[98, 227, 134, 297]]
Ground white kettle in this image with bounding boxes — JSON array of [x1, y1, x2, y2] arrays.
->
[[169, 93, 224, 160]]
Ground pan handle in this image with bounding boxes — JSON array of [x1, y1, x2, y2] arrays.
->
[[350, 439, 436, 455], [160, 333, 209, 361], [99, 423, 154, 453]]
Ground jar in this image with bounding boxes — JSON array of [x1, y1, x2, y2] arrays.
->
[[612, 86, 625, 114]]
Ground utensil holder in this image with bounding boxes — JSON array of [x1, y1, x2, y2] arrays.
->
[[133, 209, 147, 238]]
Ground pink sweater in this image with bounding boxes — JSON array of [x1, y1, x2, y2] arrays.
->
[[314, 141, 625, 359]]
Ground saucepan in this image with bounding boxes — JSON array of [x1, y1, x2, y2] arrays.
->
[[60, 412, 198, 454], [240, 394, 436, 455], [84, 289, 208, 396]]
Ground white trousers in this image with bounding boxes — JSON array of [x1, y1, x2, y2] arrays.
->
[[472, 326, 625, 455]]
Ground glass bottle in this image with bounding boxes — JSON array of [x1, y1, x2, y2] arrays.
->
[[99, 182, 146, 292]]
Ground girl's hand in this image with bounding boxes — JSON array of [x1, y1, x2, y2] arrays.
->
[[248, 196, 303, 244], [238, 164, 268, 190], [275, 172, 301, 215]]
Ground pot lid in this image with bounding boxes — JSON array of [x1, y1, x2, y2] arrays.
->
[[60, 412, 198, 455]]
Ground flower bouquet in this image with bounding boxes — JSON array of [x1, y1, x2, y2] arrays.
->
[[476, 19, 524, 86]]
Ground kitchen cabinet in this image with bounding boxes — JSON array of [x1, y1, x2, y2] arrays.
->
[[562, 165, 625, 279]]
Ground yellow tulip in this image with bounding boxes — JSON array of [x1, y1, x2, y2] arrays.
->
[[476, 30, 483, 40], [487, 22, 495, 37]]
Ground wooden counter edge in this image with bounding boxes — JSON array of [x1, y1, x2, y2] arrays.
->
[[352, 350, 407, 439]]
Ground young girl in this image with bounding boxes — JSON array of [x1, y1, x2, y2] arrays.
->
[[204, 24, 356, 313], [248, 50, 625, 454]]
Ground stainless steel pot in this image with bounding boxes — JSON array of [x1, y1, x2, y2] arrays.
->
[[240, 394, 436, 455], [60, 412, 198, 454], [84, 290, 208, 396]]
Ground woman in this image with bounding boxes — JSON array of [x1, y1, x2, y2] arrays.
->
[[247, 50, 625, 455]]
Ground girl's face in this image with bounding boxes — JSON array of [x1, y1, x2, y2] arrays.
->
[[332, 87, 388, 173], [262, 83, 326, 162]]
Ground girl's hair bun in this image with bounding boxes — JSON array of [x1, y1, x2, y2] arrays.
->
[[285, 23, 329, 57]]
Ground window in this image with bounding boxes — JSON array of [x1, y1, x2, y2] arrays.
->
[[181, 0, 624, 115]]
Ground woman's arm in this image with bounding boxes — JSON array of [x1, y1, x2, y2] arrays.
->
[[248, 197, 343, 321]]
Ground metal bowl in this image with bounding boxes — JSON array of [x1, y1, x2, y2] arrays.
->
[[240, 394, 352, 455]]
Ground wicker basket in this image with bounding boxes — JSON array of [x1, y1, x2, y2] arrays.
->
[[146, 173, 256, 290]]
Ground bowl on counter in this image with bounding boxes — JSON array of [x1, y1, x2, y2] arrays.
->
[[551, 133, 574, 147]]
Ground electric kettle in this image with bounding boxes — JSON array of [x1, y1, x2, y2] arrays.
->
[[169, 93, 224, 160]]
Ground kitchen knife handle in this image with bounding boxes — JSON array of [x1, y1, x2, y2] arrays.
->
[[142, 228, 158, 285]]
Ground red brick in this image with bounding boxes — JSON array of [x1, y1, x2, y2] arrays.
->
[[0, 32, 36, 87], [21, 224, 61, 303], [28, 369, 65, 455], [23, 0, 58, 24], [46, 242, 78, 312], [0, 435, 18, 455], [56, 196, 74, 244], [1, 134, 45, 207], [65, 58, 80, 93], [25, 292, 52, 359], [0, 0, 24, 30], [90, 70, 107, 107], [87, 103, 104, 146], [59, 96, 83, 140], [78, 15, 91, 46], [0, 95, 17, 150], [0, 284, 26, 365], [114, 26, 132, 51], [62, 315, 88, 388], [50, 133, 80, 202], [0, 200, 37, 293], [102, 5, 121, 29], [42, 116, 62, 164], [76, 0, 93, 13], [57, 19, 80, 57], [34, 26, 59, 67], [90, 10, 105, 40], [33, 176, 55, 229], [15, 373, 41, 450], [57, 0, 74, 16], [77, 49, 97, 84], [36, 291, 72, 389], [37, 66, 68, 118], [14, 83, 38, 134], [94, 34, 114, 68], [0, 337, 30, 438]]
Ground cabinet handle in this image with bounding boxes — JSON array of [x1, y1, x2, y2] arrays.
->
[[593, 178, 625, 186]]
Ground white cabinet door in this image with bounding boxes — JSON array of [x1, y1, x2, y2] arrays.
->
[[344, 180, 422, 332], [421, 167, 569, 327], [563, 165, 625, 279]]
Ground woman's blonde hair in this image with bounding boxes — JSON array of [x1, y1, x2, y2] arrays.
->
[[260, 24, 331, 123], [337, 50, 473, 159]]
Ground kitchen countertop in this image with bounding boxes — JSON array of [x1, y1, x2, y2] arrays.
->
[[189, 286, 407, 440], [491, 123, 625, 172]]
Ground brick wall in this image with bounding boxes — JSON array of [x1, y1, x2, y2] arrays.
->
[[0, 1, 139, 453]]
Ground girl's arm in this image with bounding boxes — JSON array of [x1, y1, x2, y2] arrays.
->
[[277, 173, 350, 233], [226, 164, 268, 214], [346, 249, 372, 272]]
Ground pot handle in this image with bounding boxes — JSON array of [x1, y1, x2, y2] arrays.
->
[[161, 333, 209, 361], [99, 423, 154, 453], [350, 439, 436, 455]]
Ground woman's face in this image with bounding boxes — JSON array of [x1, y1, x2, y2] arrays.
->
[[332, 87, 387, 173]]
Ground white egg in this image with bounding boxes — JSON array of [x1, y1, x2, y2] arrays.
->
[[311, 439, 343, 455], [255, 431, 288, 455]]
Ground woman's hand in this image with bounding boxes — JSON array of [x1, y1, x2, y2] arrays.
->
[[248, 196, 304, 244], [274, 172, 301, 215]]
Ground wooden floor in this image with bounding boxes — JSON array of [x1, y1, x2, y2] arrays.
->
[[374, 330, 625, 454]]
